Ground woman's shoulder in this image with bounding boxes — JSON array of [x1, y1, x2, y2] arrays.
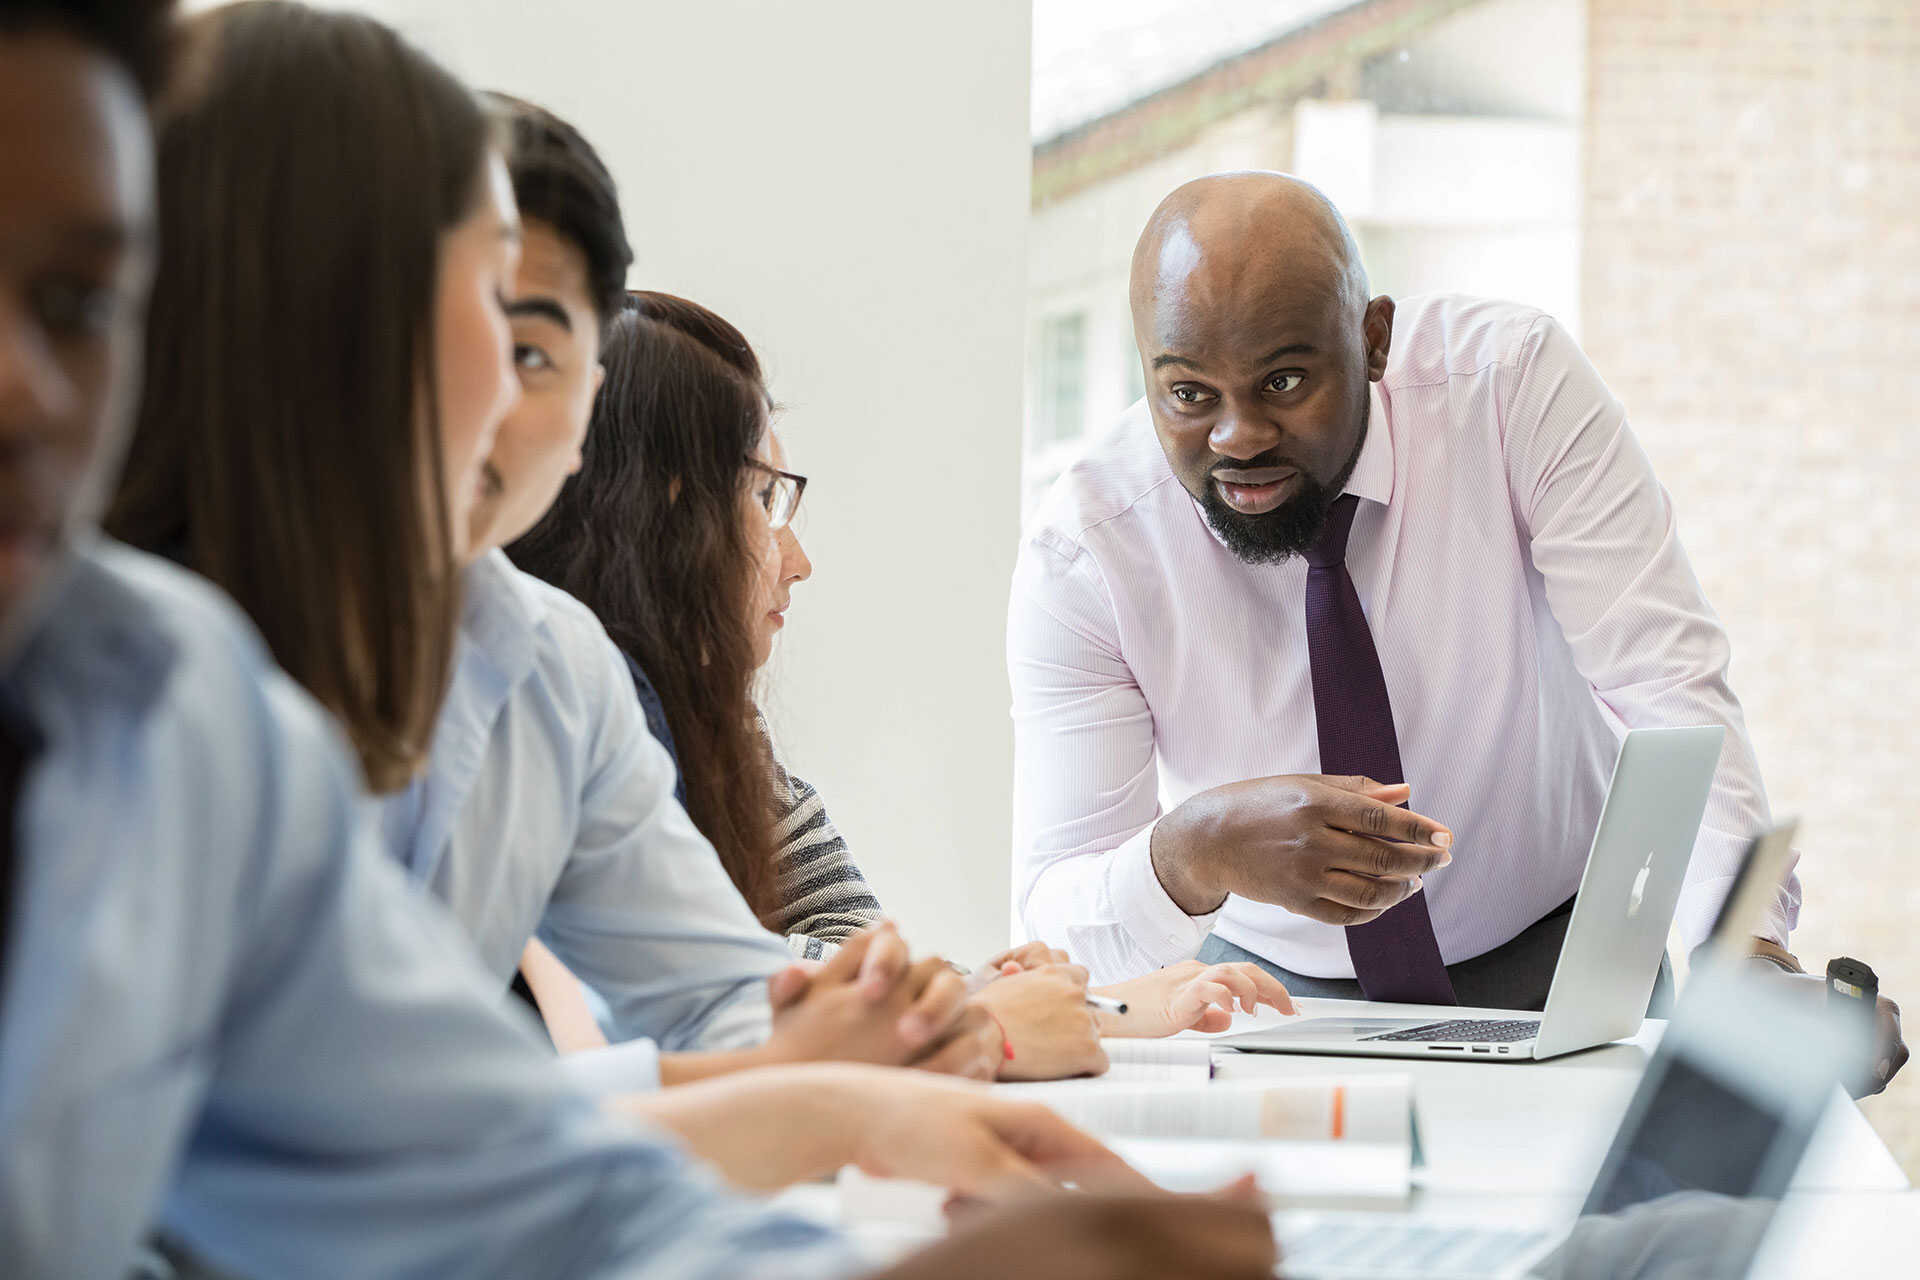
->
[[750, 706, 804, 801], [617, 647, 682, 772]]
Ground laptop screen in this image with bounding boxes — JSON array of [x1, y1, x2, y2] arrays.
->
[[1585, 1056, 1783, 1215], [1549, 962, 1847, 1279], [1703, 822, 1797, 952]]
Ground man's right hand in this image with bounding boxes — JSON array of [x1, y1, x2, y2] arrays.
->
[[1150, 774, 1453, 924], [872, 1187, 1278, 1280]]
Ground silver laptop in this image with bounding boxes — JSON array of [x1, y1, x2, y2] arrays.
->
[[1696, 819, 1798, 965], [1270, 958, 1858, 1279], [1219, 726, 1725, 1063]]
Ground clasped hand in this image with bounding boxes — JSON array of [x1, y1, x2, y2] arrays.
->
[[764, 922, 1002, 1078]]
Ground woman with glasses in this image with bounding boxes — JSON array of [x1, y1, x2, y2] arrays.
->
[[509, 293, 1295, 1071]]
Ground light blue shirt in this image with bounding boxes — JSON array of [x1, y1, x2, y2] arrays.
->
[[0, 540, 858, 1280], [379, 551, 791, 1089]]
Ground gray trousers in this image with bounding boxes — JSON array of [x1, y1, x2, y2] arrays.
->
[[1197, 895, 1674, 1017]]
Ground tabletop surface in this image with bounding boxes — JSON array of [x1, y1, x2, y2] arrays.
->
[[1201, 996, 1908, 1199], [789, 997, 1912, 1277]]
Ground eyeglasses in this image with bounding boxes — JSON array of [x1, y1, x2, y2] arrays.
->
[[746, 458, 808, 530]]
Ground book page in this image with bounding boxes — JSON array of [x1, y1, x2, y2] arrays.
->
[[1001, 1075, 1412, 1145], [1115, 1136, 1413, 1199], [1097, 1037, 1215, 1084]]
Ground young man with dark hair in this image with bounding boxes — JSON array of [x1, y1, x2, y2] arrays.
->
[[0, 4, 1273, 1276], [489, 91, 633, 335]]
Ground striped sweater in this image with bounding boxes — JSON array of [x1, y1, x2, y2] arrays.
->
[[760, 719, 883, 961], [623, 651, 881, 959]]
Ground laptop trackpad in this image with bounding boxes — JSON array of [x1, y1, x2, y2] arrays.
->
[[1222, 1017, 1420, 1047]]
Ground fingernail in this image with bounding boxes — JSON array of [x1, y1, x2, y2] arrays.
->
[[1432, 832, 1452, 849], [1411, 877, 1423, 891], [1439, 853, 1452, 866]]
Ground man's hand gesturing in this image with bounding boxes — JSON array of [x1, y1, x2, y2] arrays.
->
[[1150, 774, 1453, 923]]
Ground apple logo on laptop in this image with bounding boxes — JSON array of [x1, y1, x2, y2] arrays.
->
[[1627, 851, 1656, 917]]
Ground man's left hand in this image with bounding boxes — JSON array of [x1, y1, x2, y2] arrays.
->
[[1750, 939, 1907, 1097]]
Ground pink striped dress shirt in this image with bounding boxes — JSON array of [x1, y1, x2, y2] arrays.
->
[[1008, 294, 1799, 987]]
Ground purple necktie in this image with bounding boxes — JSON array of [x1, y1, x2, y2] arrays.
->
[[1304, 494, 1457, 1005]]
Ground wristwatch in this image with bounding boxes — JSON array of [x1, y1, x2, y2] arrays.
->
[[1747, 940, 1804, 975]]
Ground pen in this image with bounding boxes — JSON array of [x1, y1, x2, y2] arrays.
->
[[1085, 992, 1129, 1016]]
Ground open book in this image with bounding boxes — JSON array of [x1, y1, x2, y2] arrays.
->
[[999, 1074, 1420, 1201], [1097, 1036, 1216, 1084], [838, 1074, 1420, 1225]]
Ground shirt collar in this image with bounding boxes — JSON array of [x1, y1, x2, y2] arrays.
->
[[5, 535, 178, 719], [389, 550, 549, 884], [1342, 380, 1396, 508], [459, 548, 550, 676]]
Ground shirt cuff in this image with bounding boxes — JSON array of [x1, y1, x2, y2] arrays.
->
[[556, 1037, 663, 1095], [687, 989, 775, 1052], [1674, 828, 1799, 953], [1109, 821, 1222, 969]]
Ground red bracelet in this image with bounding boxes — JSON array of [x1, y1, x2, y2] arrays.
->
[[982, 1009, 1015, 1062]]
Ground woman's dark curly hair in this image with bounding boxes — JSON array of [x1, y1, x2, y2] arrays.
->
[[510, 292, 782, 923]]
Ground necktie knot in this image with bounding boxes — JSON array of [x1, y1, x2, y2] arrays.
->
[[1303, 493, 1361, 569]]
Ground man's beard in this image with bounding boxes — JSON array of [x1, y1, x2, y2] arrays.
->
[[1194, 417, 1367, 566]]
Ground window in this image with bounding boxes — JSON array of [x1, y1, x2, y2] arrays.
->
[[1032, 311, 1087, 450], [1122, 336, 1145, 406], [1030, 0, 1920, 1178]]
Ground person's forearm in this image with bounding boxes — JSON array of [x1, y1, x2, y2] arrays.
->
[[613, 1066, 854, 1191], [657, 1044, 777, 1088], [1021, 821, 1222, 986], [1089, 983, 1163, 1037], [517, 941, 610, 1054], [1150, 796, 1228, 916]]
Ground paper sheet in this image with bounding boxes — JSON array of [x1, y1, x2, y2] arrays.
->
[[1178, 1005, 1301, 1039], [1098, 1037, 1216, 1083], [999, 1075, 1413, 1145], [1115, 1135, 1413, 1199]]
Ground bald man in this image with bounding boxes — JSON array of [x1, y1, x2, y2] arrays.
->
[[1010, 173, 1899, 1081]]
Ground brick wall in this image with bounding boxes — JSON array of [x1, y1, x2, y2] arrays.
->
[[1585, 0, 1920, 1172]]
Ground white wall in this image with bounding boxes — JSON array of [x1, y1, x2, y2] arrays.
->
[[202, 0, 1035, 964]]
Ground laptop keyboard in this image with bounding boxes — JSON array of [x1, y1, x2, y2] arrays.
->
[[1362, 1018, 1541, 1043], [1278, 1217, 1554, 1279]]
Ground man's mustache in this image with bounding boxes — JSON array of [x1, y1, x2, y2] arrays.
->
[[1209, 449, 1299, 477]]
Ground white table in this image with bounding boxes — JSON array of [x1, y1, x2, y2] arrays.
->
[[1206, 997, 1907, 1201], [1206, 998, 1911, 1276], [794, 997, 1911, 1277]]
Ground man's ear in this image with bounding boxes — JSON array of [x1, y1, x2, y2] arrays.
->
[[1363, 295, 1395, 381]]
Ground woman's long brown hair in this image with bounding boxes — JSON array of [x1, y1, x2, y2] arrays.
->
[[107, 1, 488, 792], [509, 293, 780, 922]]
